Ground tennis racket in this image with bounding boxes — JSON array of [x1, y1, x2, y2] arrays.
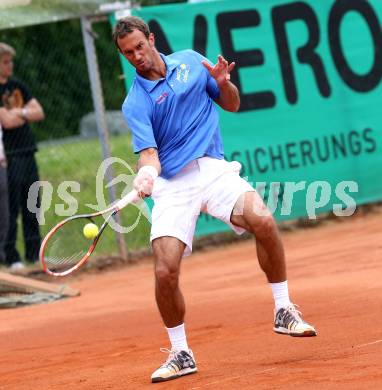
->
[[39, 189, 140, 277]]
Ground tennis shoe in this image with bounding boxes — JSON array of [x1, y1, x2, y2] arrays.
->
[[9, 261, 25, 270], [9, 261, 27, 275], [151, 348, 197, 383], [273, 304, 317, 337]]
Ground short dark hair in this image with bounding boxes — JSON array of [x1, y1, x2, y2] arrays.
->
[[112, 16, 150, 51]]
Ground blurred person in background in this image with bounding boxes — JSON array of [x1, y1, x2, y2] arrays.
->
[[0, 42, 45, 271], [0, 119, 8, 266]]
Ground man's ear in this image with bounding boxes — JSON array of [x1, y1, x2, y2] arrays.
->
[[115, 39, 122, 54], [148, 32, 155, 48]]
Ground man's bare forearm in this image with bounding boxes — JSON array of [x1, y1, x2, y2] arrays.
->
[[138, 147, 162, 175], [20, 98, 45, 122], [216, 81, 240, 112], [0, 107, 24, 128]]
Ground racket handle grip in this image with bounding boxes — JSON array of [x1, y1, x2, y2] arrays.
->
[[115, 190, 140, 211]]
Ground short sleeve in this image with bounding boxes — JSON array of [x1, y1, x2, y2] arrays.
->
[[191, 51, 220, 100], [122, 90, 157, 153], [206, 72, 220, 100]]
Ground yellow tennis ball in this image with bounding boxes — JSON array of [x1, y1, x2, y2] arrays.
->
[[83, 223, 99, 240]]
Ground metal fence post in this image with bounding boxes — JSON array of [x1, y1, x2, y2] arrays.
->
[[80, 16, 128, 261]]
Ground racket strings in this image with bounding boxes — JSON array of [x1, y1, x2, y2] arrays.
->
[[42, 217, 102, 273], [46, 249, 87, 266]]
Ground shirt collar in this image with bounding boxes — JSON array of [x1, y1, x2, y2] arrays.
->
[[135, 53, 180, 93]]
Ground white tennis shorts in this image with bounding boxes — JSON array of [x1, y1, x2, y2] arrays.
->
[[150, 157, 254, 256]]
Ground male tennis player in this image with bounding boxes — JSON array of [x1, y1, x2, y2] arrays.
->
[[113, 16, 317, 383]]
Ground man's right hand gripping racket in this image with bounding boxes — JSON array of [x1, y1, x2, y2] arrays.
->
[[39, 190, 140, 277]]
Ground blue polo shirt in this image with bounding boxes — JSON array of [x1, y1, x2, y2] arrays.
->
[[122, 49, 224, 179]]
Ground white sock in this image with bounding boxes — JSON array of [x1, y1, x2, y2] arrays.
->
[[166, 323, 189, 351], [270, 281, 291, 310]]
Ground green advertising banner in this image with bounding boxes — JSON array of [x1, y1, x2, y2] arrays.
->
[[114, 0, 382, 235]]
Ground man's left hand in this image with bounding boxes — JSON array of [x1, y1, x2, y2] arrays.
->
[[202, 55, 236, 87]]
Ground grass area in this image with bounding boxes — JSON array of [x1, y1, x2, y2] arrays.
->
[[16, 133, 152, 260]]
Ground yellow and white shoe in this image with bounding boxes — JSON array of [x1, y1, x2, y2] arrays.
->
[[273, 304, 317, 337], [151, 348, 197, 383]]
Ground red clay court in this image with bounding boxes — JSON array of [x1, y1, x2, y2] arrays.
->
[[1, 209, 382, 389]]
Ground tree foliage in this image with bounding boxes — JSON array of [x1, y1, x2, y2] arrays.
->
[[1, 19, 125, 141]]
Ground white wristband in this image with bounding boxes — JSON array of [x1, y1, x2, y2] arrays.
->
[[138, 165, 159, 180], [22, 108, 28, 120]]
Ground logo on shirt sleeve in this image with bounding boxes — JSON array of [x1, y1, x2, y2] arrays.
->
[[1, 88, 24, 109], [176, 63, 190, 83]]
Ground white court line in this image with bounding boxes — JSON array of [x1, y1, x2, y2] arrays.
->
[[190, 367, 276, 389], [354, 339, 382, 349]]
